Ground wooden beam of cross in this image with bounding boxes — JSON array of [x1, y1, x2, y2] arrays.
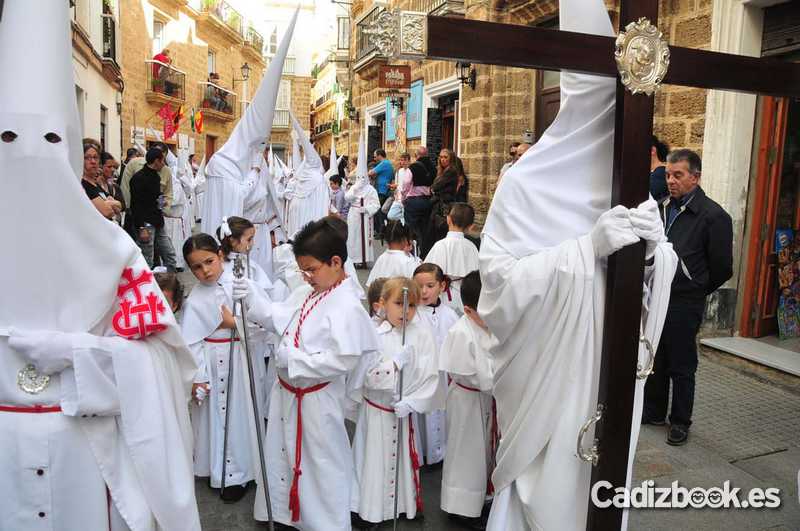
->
[[367, 2, 800, 531]]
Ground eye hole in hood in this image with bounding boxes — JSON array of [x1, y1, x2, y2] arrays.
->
[[44, 132, 62, 143], [1, 130, 17, 143]]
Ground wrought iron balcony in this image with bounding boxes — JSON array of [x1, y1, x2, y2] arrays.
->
[[313, 121, 334, 138], [199, 81, 237, 120], [245, 26, 264, 54], [102, 14, 116, 62], [354, 3, 389, 72], [273, 109, 290, 129], [196, 0, 243, 42], [145, 60, 186, 103], [405, 0, 465, 16]]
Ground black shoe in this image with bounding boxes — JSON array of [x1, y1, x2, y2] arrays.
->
[[220, 483, 248, 503], [641, 415, 667, 426], [447, 513, 487, 530], [667, 424, 689, 446]]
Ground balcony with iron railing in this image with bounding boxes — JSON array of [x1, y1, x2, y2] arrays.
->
[[196, 0, 243, 44], [102, 14, 116, 63], [146, 60, 186, 104], [244, 26, 265, 61], [354, 3, 389, 73], [405, 0, 465, 16], [199, 81, 237, 121], [312, 121, 334, 139], [273, 109, 290, 129]]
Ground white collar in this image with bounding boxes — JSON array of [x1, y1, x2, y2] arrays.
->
[[447, 231, 465, 239]]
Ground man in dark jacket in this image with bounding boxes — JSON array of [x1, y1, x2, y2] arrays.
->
[[130, 147, 177, 271], [643, 148, 733, 446]]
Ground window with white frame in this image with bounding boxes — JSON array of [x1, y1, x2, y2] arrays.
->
[[337, 17, 350, 50], [277, 80, 291, 110], [207, 50, 216, 75], [152, 20, 164, 56]]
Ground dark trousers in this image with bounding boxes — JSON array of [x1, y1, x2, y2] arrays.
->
[[375, 193, 389, 237], [643, 301, 705, 427], [403, 195, 432, 254]]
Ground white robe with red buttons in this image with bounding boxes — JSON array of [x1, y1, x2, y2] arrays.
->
[[350, 318, 442, 523]]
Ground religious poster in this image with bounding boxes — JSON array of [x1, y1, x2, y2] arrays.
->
[[407, 80, 423, 139], [775, 229, 800, 339], [395, 111, 407, 153]]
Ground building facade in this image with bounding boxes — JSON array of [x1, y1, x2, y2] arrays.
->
[[118, 0, 271, 161], [72, 0, 124, 159], [337, 0, 800, 340]]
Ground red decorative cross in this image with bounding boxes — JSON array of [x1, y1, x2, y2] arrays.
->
[[117, 268, 153, 304], [112, 267, 167, 340]]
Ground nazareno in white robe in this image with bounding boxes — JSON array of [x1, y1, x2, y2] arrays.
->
[[181, 265, 271, 488], [415, 301, 459, 465], [345, 179, 381, 266], [351, 318, 443, 523], [366, 250, 422, 287], [439, 315, 495, 518], [164, 151, 190, 269], [243, 163, 277, 279], [248, 277, 381, 530], [477, 1, 677, 529], [424, 231, 481, 315]]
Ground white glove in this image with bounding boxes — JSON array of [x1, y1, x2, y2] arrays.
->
[[590, 205, 640, 259], [194, 383, 209, 404], [232, 277, 250, 301], [394, 400, 413, 418], [392, 345, 413, 370], [9, 329, 75, 375], [275, 344, 299, 369], [629, 198, 666, 260]]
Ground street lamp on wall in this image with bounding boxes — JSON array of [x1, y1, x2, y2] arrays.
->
[[456, 61, 476, 90], [115, 90, 122, 115], [240, 62, 251, 81]]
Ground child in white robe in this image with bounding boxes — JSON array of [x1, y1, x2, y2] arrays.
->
[[180, 233, 270, 502], [243, 219, 381, 530], [413, 263, 459, 465], [424, 203, 480, 315], [366, 220, 421, 287], [216, 216, 279, 422], [351, 278, 443, 524], [440, 271, 496, 526], [155, 271, 184, 315], [367, 277, 388, 324]]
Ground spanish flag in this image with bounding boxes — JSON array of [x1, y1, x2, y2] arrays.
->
[[194, 109, 203, 134]]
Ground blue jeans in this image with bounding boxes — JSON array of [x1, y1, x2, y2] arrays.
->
[[403, 195, 432, 251], [137, 224, 177, 272]]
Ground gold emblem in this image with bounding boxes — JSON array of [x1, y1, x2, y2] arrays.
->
[[364, 9, 427, 60], [615, 17, 670, 96], [17, 364, 50, 395]]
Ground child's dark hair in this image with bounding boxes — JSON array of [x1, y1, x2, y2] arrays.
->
[[367, 277, 388, 317], [215, 216, 255, 260], [155, 272, 185, 312], [183, 233, 219, 262], [329, 175, 343, 186], [460, 270, 482, 310], [293, 219, 348, 263], [384, 220, 413, 245], [413, 262, 447, 283], [323, 214, 349, 241], [448, 202, 475, 229]]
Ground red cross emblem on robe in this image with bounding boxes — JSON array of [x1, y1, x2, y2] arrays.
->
[[112, 268, 168, 339]]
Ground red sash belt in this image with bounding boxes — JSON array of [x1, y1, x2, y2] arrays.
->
[[278, 377, 330, 522], [488, 398, 499, 496], [0, 404, 62, 413], [363, 397, 423, 512], [204, 337, 240, 343]]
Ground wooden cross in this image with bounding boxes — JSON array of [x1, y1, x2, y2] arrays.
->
[[370, 2, 800, 530]]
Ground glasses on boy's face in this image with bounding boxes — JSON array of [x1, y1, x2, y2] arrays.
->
[[299, 263, 327, 279]]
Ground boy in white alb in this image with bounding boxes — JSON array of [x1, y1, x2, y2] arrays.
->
[[424, 203, 480, 315], [366, 220, 421, 287], [440, 271, 496, 528], [241, 219, 380, 530]]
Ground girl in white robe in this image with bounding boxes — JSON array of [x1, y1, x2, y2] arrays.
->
[[351, 278, 443, 523], [440, 271, 496, 523], [413, 262, 459, 465], [216, 216, 279, 422], [180, 233, 270, 502], [345, 174, 380, 266], [366, 220, 421, 287]]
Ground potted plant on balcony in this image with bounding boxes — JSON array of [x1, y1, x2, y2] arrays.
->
[[228, 10, 242, 34]]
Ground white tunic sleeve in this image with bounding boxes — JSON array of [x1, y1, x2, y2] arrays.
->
[[364, 187, 381, 216]]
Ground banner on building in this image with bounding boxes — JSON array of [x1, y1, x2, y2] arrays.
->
[[407, 80, 423, 139], [378, 65, 411, 90]]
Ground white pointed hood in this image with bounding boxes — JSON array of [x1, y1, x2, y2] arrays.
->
[[291, 132, 301, 170], [350, 130, 370, 194], [206, 8, 298, 182], [0, 1, 138, 333], [290, 111, 322, 172], [286, 112, 326, 198], [324, 141, 338, 178], [481, 0, 615, 258]]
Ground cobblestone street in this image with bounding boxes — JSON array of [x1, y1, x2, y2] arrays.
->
[[191, 260, 800, 530]]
